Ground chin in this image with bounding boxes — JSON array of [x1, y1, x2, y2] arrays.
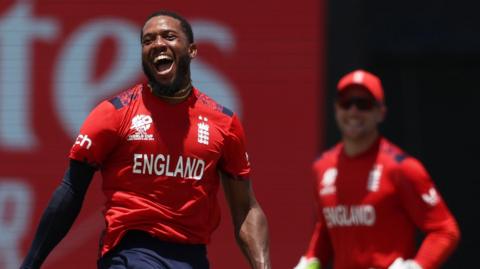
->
[[154, 78, 175, 87], [343, 130, 366, 140]]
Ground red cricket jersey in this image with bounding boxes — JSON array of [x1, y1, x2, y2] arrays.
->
[[304, 137, 459, 269], [69, 84, 251, 256]]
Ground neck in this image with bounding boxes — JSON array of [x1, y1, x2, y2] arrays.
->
[[343, 131, 379, 157], [149, 81, 192, 104]]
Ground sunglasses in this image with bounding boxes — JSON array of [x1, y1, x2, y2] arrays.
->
[[337, 97, 379, 111]]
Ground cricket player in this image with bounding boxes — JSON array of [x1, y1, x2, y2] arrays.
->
[[21, 10, 270, 269], [294, 69, 460, 269]]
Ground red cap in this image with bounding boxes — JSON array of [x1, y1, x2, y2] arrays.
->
[[337, 69, 384, 102]]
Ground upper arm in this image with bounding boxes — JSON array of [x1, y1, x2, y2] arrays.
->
[[394, 158, 459, 233], [218, 114, 260, 228], [394, 158, 460, 269], [218, 114, 251, 178], [69, 101, 120, 167], [221, 172, 257, 225], [64, 159, 97, 196]]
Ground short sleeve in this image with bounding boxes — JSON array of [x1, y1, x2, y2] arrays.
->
[[69, 101, 120, 167], [218, 114, 251, 179]]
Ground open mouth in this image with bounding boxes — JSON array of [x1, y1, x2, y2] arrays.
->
[[346, 118, 362, 127], [153, 55, 174, 74]]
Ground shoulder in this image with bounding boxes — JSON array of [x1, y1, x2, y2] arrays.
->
[[84, 84, 142, 126], [378, 138, 410, 164], [379, 138, 431, 182], [194, 87, 235, 119], [106, 84, 142, 110], [313, 143, 341, 170], [76, 85, 143, 138]]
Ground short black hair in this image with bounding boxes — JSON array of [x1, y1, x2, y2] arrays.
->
[[141, 10, 194, 44]]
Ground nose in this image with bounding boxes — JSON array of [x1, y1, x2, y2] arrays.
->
[[152, 35, 167, 48], [344, 103, 360, 113]]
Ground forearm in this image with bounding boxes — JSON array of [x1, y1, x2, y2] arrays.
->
[[21, 160, 95, 268], [415, 222, 460, 269], [220, 173, 271, 269], [235, 204, 271, 269], [21, 182, 83, 268]]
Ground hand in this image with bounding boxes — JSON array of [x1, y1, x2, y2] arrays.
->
[[293, 256, 321, 269], [388, 258, 422, 269]]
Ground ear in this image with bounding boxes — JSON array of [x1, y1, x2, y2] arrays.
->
[[188, 43, 198, 59], [376, 104, 387, 123]]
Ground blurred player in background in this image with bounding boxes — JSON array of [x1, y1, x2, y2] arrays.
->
[[20, 10, 270, 269], [294, 69, 460, 269]]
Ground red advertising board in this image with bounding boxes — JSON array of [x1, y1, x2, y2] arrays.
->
[[0, 0, 324, 268]]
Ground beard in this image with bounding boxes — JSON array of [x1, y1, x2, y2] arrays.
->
[[142, 54, 191, 97]]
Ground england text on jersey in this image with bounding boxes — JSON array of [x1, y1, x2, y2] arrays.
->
[[132, 153, 205, 180], [323, 205, 376, 227]]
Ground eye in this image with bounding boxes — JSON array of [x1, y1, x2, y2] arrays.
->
[[142, 35, 154, 45], [164, 32, 177, 41]]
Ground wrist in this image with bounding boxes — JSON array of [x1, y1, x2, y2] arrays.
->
[[294, 256, 321, 269], [404, 260, 422, 269], [388, 257, 422, 269], [252, 260, 271, 269]]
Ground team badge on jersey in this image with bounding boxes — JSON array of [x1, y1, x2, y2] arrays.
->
[[197, 116, 210, 145], [320, 168, 337, 196], [367, 164, 383, 192], [128, 115, 154, 141]]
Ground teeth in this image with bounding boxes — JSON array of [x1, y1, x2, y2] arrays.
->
[[154, 55, 172, 63]]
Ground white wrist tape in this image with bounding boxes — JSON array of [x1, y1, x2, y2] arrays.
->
[[293, 256, 321, 269], [388, 257, 422, 269]]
